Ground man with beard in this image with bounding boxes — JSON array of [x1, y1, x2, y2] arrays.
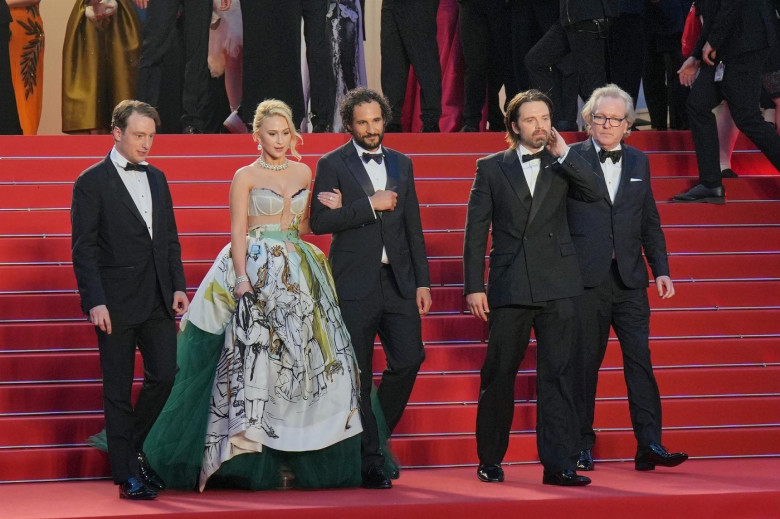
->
[[462, 90, 601, 486], [310, 87, 432, 489]]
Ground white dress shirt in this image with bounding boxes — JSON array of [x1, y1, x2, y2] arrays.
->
[[517, 145, 544, 196], [353, 140, 390, 264], [592, 140, 622, 203], [110, 147, 153, 238]]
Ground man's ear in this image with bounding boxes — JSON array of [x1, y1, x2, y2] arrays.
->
[[111, 126, 121, 142]]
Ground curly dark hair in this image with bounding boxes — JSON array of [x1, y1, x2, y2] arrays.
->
[[339, 87, 392, 130], [504, 90, 553, 149]]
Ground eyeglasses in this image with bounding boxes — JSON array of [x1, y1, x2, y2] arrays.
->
[[592, 114, 627, 127]]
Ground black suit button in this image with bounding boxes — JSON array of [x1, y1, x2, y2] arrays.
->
[[609, 234, 613, 239], [548, 232, 553, 237]]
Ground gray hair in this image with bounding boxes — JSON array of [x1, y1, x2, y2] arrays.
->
[[581, 83, 635, 134]]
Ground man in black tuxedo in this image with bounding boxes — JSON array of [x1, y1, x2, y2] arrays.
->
[[567, 84, 688, 473], [463, 90, 602, 486], [311, 88, 432, 489], [675, 0, 780, 203], [71, 100, 189, 499], [525, 0, 619, 130], [137, 0, 223, 134]]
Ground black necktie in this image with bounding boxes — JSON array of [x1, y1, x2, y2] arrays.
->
[[521, 150, 545, 162], [362, 152, 384, 164], [598, 148, 622, 164], [124, 163, 148, 172]]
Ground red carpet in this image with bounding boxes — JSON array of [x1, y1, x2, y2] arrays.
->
[[3, 459, 780, 519], [1, 130, 779, 517]]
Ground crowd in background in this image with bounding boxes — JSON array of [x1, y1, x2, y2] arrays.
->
[[2, 0, 780, 142]]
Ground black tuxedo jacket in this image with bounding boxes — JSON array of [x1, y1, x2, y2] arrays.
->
[[463, 147, 602, 308], [71, 155, 186, 326], [310, 141, 430, 301], [566, 140, 670, 289], [693, 0, 776, 61]]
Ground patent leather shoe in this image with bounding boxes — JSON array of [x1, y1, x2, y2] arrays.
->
[[119, 476, 158, 500], [137, 451, 166, 491], [721, 168, 739, 178], [362, 466, 392, 489], [476, 463, 504, 482], [673, 184, 725, 204], [542, 469, 591, 486], [576, 449, 594, 471], [635, 443, 688, 471]]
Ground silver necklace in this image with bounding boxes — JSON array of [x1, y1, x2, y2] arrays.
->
[[256, 156, 289, 171]]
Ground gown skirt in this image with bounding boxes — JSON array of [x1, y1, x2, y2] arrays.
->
[[141, 223, 363, 491]]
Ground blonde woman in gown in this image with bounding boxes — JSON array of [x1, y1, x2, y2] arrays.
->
[[141, 99, 363, 491]]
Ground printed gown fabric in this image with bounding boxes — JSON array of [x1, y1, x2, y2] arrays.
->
[[143, 216, 362, 491]]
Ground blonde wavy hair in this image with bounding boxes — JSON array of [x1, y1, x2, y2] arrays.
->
[[252, 99, 302, 160]]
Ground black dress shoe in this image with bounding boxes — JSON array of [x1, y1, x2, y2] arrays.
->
[[721, 168, 739, 178], [311, 122, 331, 133], [542, 469, 591, 486], [576, 449, 594, 471], [182, 125, 202, 134], [673, 183, 725, 204], [119, 476, 158, 500], [476, 463, 504, 482], [422, 122, 440, 133], [459, 124, 478, 133], [635, 443, 689, 471], [137, 452, 166, 491], [385, 122, 403, 133], [362, 466, 392, 489]]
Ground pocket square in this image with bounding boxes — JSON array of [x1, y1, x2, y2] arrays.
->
[[630, 178, 642, 182]]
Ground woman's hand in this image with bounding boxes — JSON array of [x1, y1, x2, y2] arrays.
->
[[234, 280, 253, 299], [318, 189, 343, 209]]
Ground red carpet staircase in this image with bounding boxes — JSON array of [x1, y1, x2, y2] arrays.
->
[[1, 132, 779, 483]]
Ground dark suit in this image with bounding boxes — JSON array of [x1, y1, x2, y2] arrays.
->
[[688, 0, 780, 188], [463, 147, 601, 472], [71, 155, 185, 483], [567, 140, 669, 451], [525, 0, 619, 128], [137, 0, 213, 132], [311, 141, 429, 472], [381, 0, 442, 130]]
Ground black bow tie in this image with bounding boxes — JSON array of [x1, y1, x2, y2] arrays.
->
[[521, 150, 545, 162], [598, 148, 622, 164], [362, 152, 384, 164], [124, 163, 148, 172]]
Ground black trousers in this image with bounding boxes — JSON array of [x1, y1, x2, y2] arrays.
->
[[380, 0, 442, 128], [606, 13, 644, 110], [574, 262, 662, 452], [338, 265, 425, 473], [240, 0, 305, 128], [137, 0, 212, 130], [476, 299, 579, 473], [458, 0, 515, 130], [688, 47, 780, 188], [303, 0, 335, 128], [643, 33, 689, 130], [526, 20, 609, 127], [511, 0, 558, 92], [98, 300, 178, 483]]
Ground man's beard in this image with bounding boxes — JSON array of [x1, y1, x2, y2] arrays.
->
[[352, 130, 385, 151], [522, 130, 548, 151]]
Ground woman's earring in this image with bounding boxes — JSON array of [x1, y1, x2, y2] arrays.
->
[[257, 144, 262, 151]]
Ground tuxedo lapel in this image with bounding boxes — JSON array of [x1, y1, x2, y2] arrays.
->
[[384, 150, 399, 192], [613, 143, 634, 206], [341, 143, 376, 197], [581, 139, 611, 204], [527, 153, 558, 224], [497, 149, 532, 214], [147, 169, 161, 239], [104, 157, 147, 228]]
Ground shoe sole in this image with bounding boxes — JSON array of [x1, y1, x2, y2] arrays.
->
[[635, 456, 689, 471], [542, 477, 591, 486], [672, 197, 725, 205]]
